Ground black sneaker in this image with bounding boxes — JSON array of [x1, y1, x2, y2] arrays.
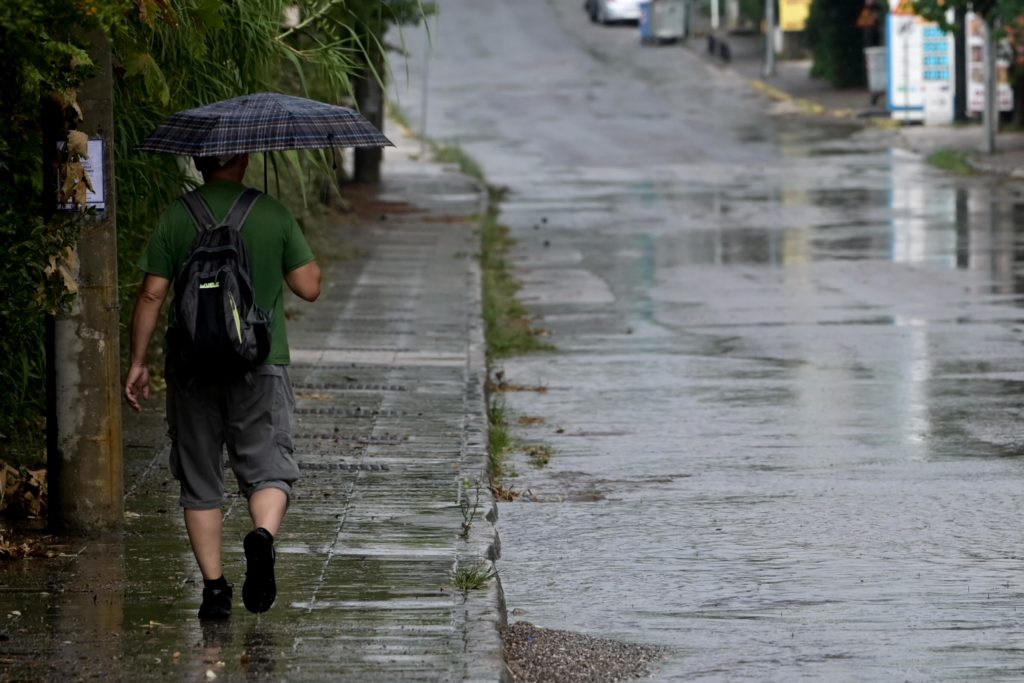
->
[[242, 528, 277, 613], [198, 583, 233, 621]]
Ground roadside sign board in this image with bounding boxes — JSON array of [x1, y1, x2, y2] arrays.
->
[[886, 10, 955, 124], [779, 0, 811, 31], [965, 13, 1013, 114]]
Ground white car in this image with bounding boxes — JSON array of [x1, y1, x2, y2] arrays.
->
[[584, 0, 643, 24]]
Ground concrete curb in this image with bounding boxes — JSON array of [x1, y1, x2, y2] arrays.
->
[[460, 240, 513, 682]]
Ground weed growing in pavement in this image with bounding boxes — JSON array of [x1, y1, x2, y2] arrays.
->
[[489, 482, 524, 502], [459, 477, 483, 539], [524, 444, 554, 468], [433, 143, 485, 183], [451, 562, 497, 591], [927, 149, 974, 175], [488, 400, 511, 480], [480, 210, 555, 358]]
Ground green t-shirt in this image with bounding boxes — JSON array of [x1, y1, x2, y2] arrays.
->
[[138, 180, 315, 365]]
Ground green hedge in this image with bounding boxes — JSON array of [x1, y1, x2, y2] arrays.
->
[[806, 0, 869, 87], [0, 0, 431, 466]]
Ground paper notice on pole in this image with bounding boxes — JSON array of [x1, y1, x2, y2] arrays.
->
[[57, 139, 105, 211]]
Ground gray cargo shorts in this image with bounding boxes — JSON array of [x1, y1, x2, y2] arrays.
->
[[165, 362, 300, 510]]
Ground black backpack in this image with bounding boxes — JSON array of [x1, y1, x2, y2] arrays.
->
[[169, 187, 271, 380]]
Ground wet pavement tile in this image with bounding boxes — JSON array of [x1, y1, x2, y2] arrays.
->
[[0, 151, 504, 681]]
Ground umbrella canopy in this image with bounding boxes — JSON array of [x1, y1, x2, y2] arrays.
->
[[137, 92, 392, 156]]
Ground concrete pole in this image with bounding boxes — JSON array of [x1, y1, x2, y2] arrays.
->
[[983, 18, 997, 153], [354, 38, 385, 184], [48, 32, 123, 533], [711, 0, 720, 31], [763, 0, 775, 77], [953, 7, 967, 122], [420, 36, 431, 159]]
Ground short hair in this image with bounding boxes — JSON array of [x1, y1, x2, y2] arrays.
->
[[193, 154, 241, 173]]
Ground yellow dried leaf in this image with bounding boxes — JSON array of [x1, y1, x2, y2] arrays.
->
[[61, 247, 79, 273], [73, 182, 89, 208], [52, 89, 83, 121], [67, 130, 89, 159], [59, 265, 78, 294], [59, 169, 78, 203]]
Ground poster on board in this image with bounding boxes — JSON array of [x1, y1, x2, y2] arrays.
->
[[965, 13, 1013, 114]]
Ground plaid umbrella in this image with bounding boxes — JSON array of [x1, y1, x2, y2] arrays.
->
[[137, 92, 392, 156]]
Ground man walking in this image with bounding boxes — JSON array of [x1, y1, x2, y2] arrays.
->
[[124, 153, 321, 620]]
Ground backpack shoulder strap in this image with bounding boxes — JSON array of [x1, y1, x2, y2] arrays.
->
[[223, 188, 262, 232], [180, 190, 217, 232]]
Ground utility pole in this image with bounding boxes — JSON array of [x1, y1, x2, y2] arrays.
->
[[983, 17, 997, 153], [354, 38, 385, 184], [763, 0, 776, 77], [953, 7, 967, 122], [47, 32, 123, 533]]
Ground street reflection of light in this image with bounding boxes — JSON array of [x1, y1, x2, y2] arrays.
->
[[889, 151, 957, 268], [895, 314, 932, 454], [886, 152, 948, 458]]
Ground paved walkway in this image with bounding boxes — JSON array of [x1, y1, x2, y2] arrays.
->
[[0, 128, 508, 681], [693, 25, 1024, 175]]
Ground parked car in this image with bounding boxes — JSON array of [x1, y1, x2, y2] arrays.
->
[[584, 0, 642, 24]]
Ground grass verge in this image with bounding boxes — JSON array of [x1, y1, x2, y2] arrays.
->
[[927, 149, 974, 175], [480, 209, 555, 358], [488, 400, 512, 480], [451, 562, 497, 591]]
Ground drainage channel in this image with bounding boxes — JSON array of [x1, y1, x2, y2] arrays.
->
[[293, 382, 408, 392], [296, 462, 391, 472], [295, 407, 409, 417], [294, 433, 408, 445]]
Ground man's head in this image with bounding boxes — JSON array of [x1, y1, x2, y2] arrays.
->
[[193, 153, 249, 182]]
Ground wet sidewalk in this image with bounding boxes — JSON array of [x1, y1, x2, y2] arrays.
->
[[0, 127, 508, 681], [692, 24, 1024, 174]]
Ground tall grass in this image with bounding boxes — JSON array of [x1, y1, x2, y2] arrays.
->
[[480, 210, 554, 358]]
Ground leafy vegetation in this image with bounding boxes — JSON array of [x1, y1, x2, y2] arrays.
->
[[927, 149, 975, 174], [480, 209, 555, 358], [0, 1, 430, 466], [805, 0, 871, 88], [487, 399, 512, 480], [450, 561, 497, 591]]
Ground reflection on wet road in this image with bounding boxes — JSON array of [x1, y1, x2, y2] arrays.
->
[[396, 0, 1024, 678]]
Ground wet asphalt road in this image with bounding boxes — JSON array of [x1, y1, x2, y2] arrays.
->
[[394, 0, 1024, 680]]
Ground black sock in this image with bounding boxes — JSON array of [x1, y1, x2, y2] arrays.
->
[[204, 575, 229, 590]]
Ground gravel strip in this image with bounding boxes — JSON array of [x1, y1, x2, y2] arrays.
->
[[501, 621, 672, 682]]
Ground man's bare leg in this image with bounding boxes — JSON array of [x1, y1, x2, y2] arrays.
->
[[184, 508, 224, 580], [247, 487, 288, 536]]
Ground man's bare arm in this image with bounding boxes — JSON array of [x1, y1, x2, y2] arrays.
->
[[124, 274, 170, 412], [285, 261, 321, 302]]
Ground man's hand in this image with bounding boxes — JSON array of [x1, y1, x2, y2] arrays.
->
[[125, 273, 169, 413], [125, 363, 151, 412]]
